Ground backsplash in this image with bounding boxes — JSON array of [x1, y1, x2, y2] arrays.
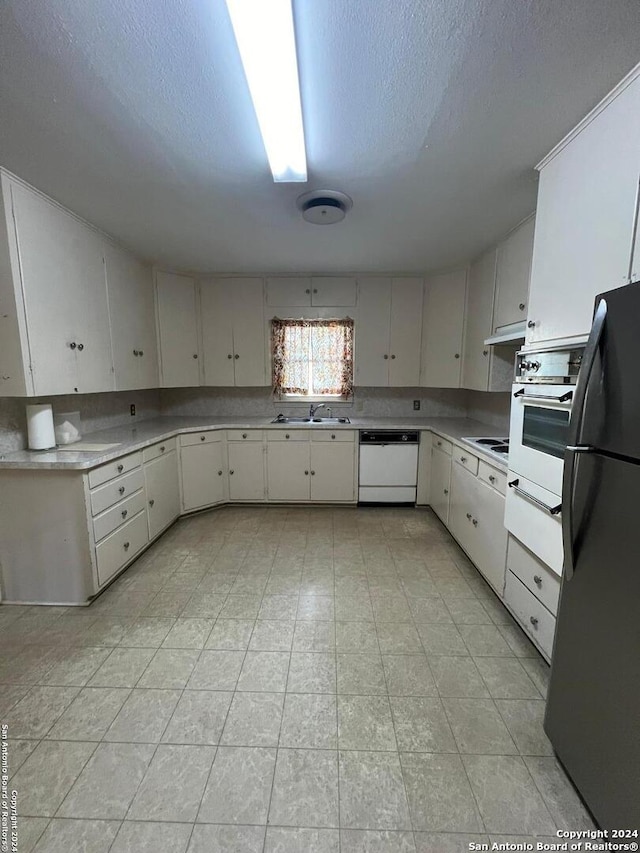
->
[[0, 387, 511, 453], [0, 390, 161, 454]]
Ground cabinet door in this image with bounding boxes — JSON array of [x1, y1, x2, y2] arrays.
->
[[267, 441, 310, 501], [310, 442, 355, 502], [429, 446, 452, 525], [355, 278, 391, 386], [232, 278, 266, 385], [389, 278, 423, 386], [105, 244, 158, 391], [181, 440, 225, 511], [155, 271, 200, 387], [462, 250, 496, 392], [310, 277, 356, 306], [145, 451, 180, 539], [200, 279, 235, 386], [449, 461, 475, 552], [494, 216, 535, 331], [228, 442, 265, 500], [11, 182, 113, 395], [473, 477, 508, 595], [527, 74, 640, 345], [266, 277, 311, 306], [421, 269, 466, 388]]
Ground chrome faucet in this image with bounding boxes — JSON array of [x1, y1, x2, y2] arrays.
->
[[309, 403, 328, 418]]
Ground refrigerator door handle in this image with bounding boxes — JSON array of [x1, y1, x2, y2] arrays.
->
[[562, 445, 593, 580], [568, 298, 608, 446]]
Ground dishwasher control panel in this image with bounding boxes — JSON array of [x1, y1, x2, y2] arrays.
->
[[359, 431, 420, 444]]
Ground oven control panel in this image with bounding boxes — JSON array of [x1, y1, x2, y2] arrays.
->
[[516, 348, 583, 384]]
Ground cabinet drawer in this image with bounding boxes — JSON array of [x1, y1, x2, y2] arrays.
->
[[454, 447, 479, 475], [142, 437, 177, 463], [478, 460, 507, 495], [95, 510, 149, 587], [88, 451, 142, 489], [504, 571, 556, 659], [226, 430, 263, 442], [92, 488, 146, 542], [179, 431, 222, 448], [90, 468, 145, 516], [267, 430, 309, 442], [311, 430, 355, 443], [507, 535, 560, 615], [504, 472, 563, 573], [432, 435, 452, 455]]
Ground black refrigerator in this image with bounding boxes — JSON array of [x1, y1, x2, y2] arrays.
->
[[544, 281, 640, 829]]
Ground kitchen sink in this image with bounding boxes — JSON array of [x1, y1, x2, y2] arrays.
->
[[271, 416, 351, 425]]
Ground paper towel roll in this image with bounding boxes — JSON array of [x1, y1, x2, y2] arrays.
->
[[26, 404, 56, 450]]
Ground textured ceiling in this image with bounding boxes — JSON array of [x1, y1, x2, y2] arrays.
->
[[0, 0, 639, 273]]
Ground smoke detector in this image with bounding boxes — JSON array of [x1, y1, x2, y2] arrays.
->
[[297, 190, 352, 225]]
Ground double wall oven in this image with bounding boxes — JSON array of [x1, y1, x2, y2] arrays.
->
[[505, 348, 583, 573]]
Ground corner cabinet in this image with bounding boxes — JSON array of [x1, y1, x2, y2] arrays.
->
[[155, 271, 201, 387], [421, 270, 466, 388], [526, 69, 640, 347], [179, 432, 227, 512]]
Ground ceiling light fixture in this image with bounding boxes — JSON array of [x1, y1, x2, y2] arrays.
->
[[225, 0, 307, 183]]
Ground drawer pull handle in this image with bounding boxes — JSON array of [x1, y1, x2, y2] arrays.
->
[[160, 445, 165, 452], [242, 433, 247, 439], [533, 574, 542, 586], [472, 518, 478, 526], [489, 475, 496, 483], [149, 499, 155, 507], [285, 434, 290, 439], [117, 464, 124, 472], [123, 541, 130, 550], [331, 434, 336, 439], [118, 486, 125, 495], [121, 509, 128, 518], [218, 470, 223, 475], [513, 388, 573, 403], [200, 435, 206, 441], [530, 615, 539, 627], [466, 513, 472, 520], [508, 479, 562, 515]]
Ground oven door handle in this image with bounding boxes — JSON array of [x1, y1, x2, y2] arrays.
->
[[513, 388, 574, 403], [507, 478, 562, 515]]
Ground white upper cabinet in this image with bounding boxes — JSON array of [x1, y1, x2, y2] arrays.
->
[[105, 245, 158, 390], [267, 276, 355, 306], [8, 179, 114, 395], [493, 215, 535, 332], [355, 278, 422, 387], [200, 278, 266, 387], [526, 70, 640, 346], [462, 250, 496, 392], [420, 269, 466, 388], [155, 271, 200, 387]]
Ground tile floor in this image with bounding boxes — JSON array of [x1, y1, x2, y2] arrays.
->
[[0, 506, 595, 852]]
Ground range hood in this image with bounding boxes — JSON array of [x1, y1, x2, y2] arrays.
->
[[484, 321, 526, 346]]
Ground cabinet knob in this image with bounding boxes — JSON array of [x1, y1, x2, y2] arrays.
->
[[313, 288, 318, 294], [69, 341, 77, 349], [311, 470, 315, 475], [149, 499, 155, 507], [117, 464, 124, 472], [305, 288, 310, 294], [121, 509, 128, 518], [218, 470, 223, 475], [533, 574, 542, 586], [227, 354, 233, 359], [193, 353, 198, 359], [437, 441, 442, 447], [489, 475, 496, 483], [242, 433, 247, 439], [285, 434, 290, 439], [443, 488, 449, 495], [527, 320, 536, 329], [77, 343, 84, 351], [466, 512, 472, 520], [133, 349, 139, 356], [460, 456, 467, 463], [123, 541, 130, 550], [139, 350, 143, 356], [454, 353, 460, 359], [331, 434, 336, 439], [200, 435, 206, 441], [118, 486, 125, 495], [383, 354, 388, 360], [390, 354, 396, 359], [483, 350, 488, 356], [530, 615, 539, 627], [304, 470, 309, 475], [235, 354, 239, 359], [472, 518, 478, 526], [519, 303, 526, 311], [230, 470, 234, 475], [160, 446, 165, 452]]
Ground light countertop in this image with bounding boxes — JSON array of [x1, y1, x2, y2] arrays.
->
[[0, 415, 508, 472]]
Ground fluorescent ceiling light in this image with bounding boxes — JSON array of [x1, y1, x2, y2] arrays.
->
[[226, 0, 307, 182]]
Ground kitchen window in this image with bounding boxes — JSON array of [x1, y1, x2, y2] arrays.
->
[[271, 317, 354, 398]]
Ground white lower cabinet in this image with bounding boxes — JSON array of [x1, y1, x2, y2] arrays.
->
[[267, 431, 357, 502], [227, 433, 266, 501], [310, 437, 356, 502], [429, 438, 452, 525], [504, 570, 556, 660], [179, 432, 226, 512], [267, 439, 310, 501], [95, 510, 149, 587], [144, 447, 180, 539]]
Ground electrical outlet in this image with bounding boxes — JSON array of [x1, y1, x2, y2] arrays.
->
[[413, 400, 420, 411], [130, 404, 136, 417]]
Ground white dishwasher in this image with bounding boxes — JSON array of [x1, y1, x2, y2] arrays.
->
[[358, 431, 420, 504]]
